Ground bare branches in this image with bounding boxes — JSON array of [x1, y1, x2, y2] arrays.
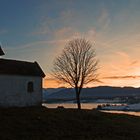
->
[[52, 38, 98, 109], [52, 38, 98, 89]]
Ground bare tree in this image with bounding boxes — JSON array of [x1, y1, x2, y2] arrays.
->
[[52, 38, 98, 109]]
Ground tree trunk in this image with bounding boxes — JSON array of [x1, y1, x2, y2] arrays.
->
[[76, 92, 81, 109]]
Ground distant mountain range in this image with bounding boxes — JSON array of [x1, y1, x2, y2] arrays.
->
[[43, 86, 140, 103]]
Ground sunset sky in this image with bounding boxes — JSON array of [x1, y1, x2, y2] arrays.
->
[[1, 0, 140, 88]]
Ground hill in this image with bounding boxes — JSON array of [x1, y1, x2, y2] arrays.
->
[[43, 86, 140, 103], [1, 106, 140, 140]]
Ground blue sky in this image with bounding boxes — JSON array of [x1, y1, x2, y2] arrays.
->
[[1, 0, 140, 87]]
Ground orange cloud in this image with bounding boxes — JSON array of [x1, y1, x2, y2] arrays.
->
[[103, 75, 140, 79]]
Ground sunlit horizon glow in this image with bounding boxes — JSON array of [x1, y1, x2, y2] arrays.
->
[[43, 75, 140, 88], [1, 0, 140, 88]]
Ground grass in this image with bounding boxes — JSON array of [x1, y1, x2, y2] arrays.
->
[[0, 107, 140, 140]]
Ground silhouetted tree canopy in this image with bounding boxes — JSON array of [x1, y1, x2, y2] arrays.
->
[[52, 38, 98, 109]]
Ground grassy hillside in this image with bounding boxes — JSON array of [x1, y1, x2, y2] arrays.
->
[[0, 107, 140, 140]]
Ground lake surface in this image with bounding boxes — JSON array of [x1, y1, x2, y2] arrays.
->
[[43, 103, 98, 109], [43, 103, 140, 117]]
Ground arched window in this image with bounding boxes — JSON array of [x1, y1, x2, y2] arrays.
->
[[27, 81, 34, 92]]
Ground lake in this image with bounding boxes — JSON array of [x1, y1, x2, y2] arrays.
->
[[43, 103, 98, 109], [43, 103, 140, 117]]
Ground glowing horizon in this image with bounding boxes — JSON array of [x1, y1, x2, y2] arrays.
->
[[43, 75, 140, 88]]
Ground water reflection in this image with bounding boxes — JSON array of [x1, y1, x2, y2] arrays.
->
[[102, 110, 140, 117], [43, 103, 140, 117], [43, 103, 98, 109]]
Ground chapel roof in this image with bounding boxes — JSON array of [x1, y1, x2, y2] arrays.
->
[[0, 58, 45, 77]]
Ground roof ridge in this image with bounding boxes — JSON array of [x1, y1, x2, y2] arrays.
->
[[0, 58, 35, 64]]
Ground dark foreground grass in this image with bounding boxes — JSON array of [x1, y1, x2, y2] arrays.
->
[[0, 107, 140, 140]]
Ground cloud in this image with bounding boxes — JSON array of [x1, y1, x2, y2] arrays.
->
[[54, 27, 80, 40], [60, 10, 75, 24], [31, 9, 77, 36], [130, 60, 138, 66], [103, 75, 140, 80], [114, 51, 139, 69], [32, 26, 50, 35], [97, 8, 111, 31], [31, 16, 53, 35]]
